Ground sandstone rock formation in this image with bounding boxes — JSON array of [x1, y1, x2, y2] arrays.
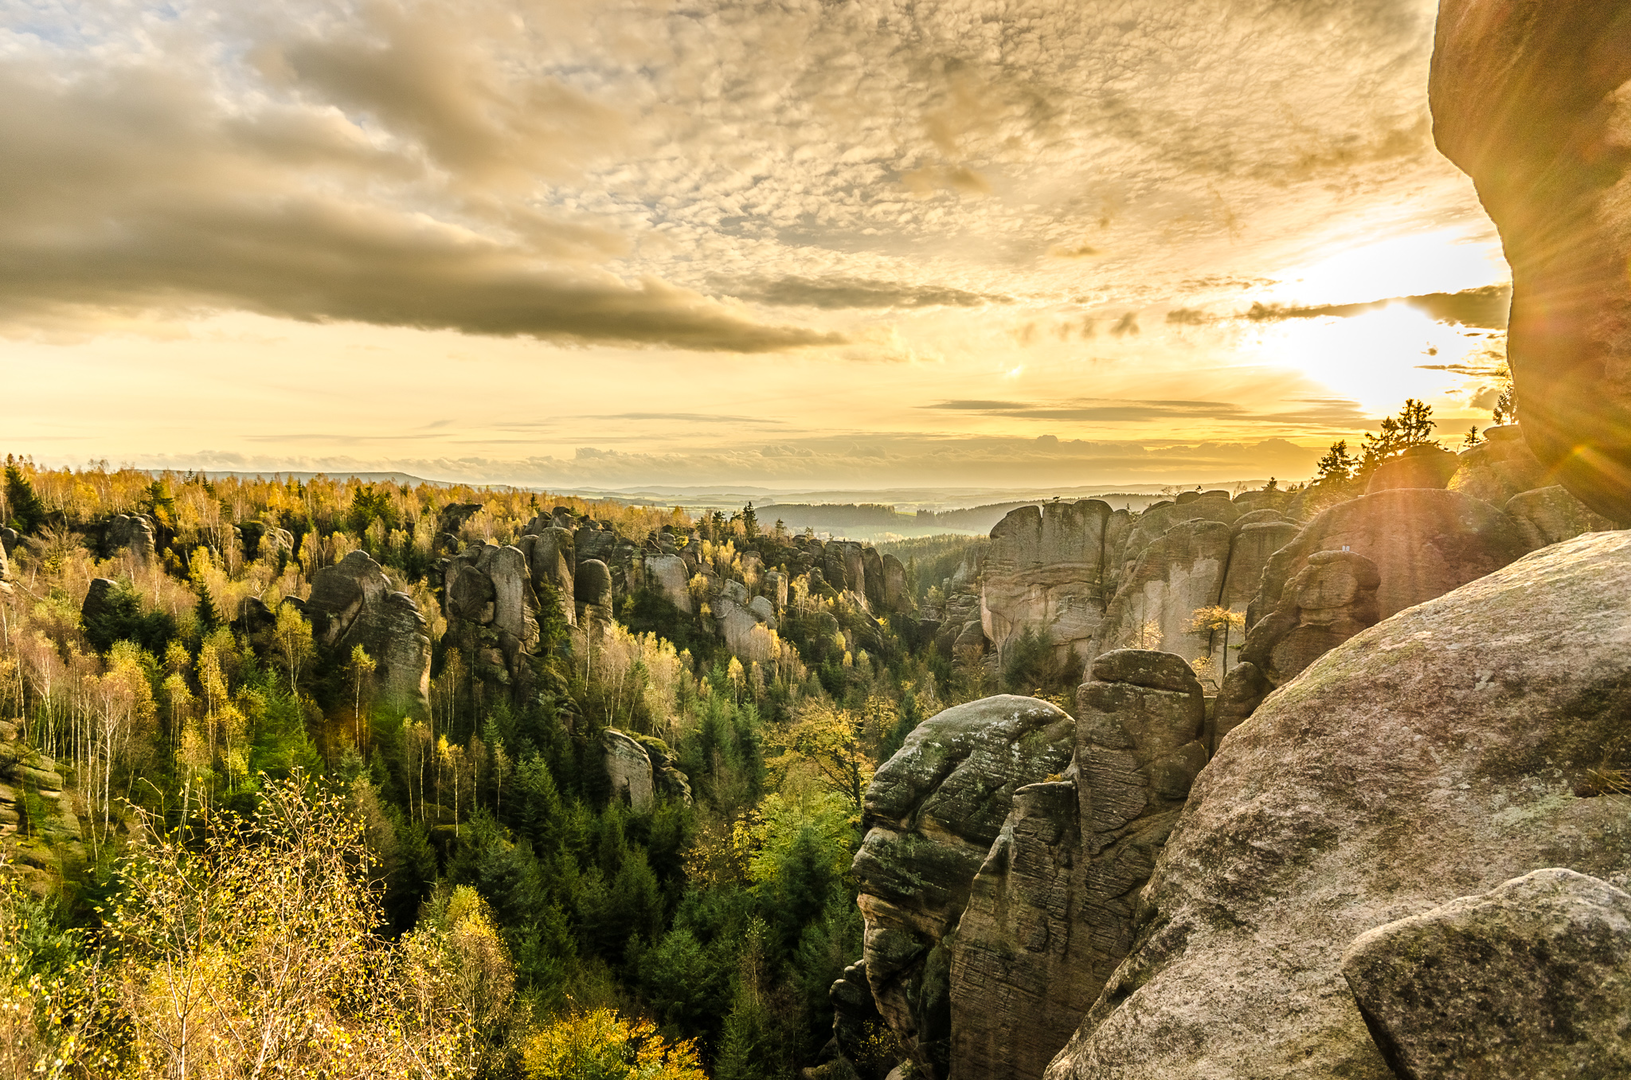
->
[[1095, 520, 1232, 664], [1431, 0, 1631, 521], [1365, 444, 1460, 493], [980, 501, 1126, 666], [643, 553, 693, 615], [306, 550, 431, 716], [1044, 530, 1631, 1080], [1504, 485, 1617, 550], [1239, 550, 1381, 688], [854, 696, 1075, 1080], [1342, 868, 1631, 1079], [519, 526, 577, 627], [104, 513, 156, 564], [601, 728, 655, 811], [0, 719, 83, 879], [1447, 425, 1549, 505], [948, 651, 1204, 1080], [1244, 489, 1533, 631]]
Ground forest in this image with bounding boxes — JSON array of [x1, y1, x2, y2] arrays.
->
[[0, 458, 1036, 1080]]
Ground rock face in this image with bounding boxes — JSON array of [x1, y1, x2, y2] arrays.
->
[[601, 729, 655, 811], [104, 513, 156, 564], [1342, 868, 1631, 1079], [1448, 426, 1550, 505], [854, 696, 1076, 1080], [518, 526, 575, 627], [306, 550, 431, 716], [1095, 520, 1232, 664], [0, 719, 83, 878], [644, 553, 693, 615], [980, 502, 1125, 664], [1239, 550, 1382, 688], [1044, 531, 1631, 1080], [1245, 489, 1534, 631], [1365, 444, 1460, 493], [1504, 485, 1617, 550], [948, 652, 1204, 1080], [1431, 0, 1631, 522]]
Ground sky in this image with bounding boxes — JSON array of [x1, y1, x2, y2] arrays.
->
[[0, 0, 1513, 493]]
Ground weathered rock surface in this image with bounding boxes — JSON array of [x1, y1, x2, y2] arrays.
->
[[307, 550, 430, 715], [1245, 489, 1534, 631], [1240, 549, 1382, 688], [1096, 520, 1232, 663], [855, 696, 1075, 1080], [576, 559, 613, 610], [1431, 0, 1631, 521], [1217, 520, 1300, 612], [104, 513, 156, 564], [1365, 444, 1460, 493], [1504, 485, 1617, 551], [1044, 530, 1631, 1080], [1448, 426, 1550, 506], [644, 553, 693, 615], [1342, 867, 1631, 1080], [518, 526, 575, 626], [948, 652, 1203, 1080], [0, 719, 83, 879], [601, 729, 655, 811], [980, 502, 1123, 664]]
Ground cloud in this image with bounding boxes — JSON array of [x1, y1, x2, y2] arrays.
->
[[0, 33, 839, 352], [722, 276, 1013, 310], [1241, 285, 1511, 328], [924, 396, 1369, 428]]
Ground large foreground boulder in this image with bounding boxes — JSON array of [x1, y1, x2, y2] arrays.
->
[[1342, 868, 1631, 1079], [1431, 0, 1631, 521], [1044, 530, 1631, 1080]]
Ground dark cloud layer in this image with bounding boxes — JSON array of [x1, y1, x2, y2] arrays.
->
[[926, 396, 1368, 428], [1243, 284, 1511, 328], [721, 276, 1013, 310], [0, 40, 836, 352]]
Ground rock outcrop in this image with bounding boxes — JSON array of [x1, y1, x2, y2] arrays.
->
[[104, 513, 156, 564], [1239, 550, 1381, 688], [1043, 530, 1631, 1080], [1244, 489, 1533, 631], [1431, 0, 1631, 522], [980, 502, 1126, 665], [0, 719, 83, 880], [948, 651, 1204, 1080], [1341, 868, 1631, 1079], [1448, 426, 1550, 505], [1095, 520, 1232, 664], [306, 550, 431, 716], [854, 696, 1075, 1080], [601, 729, 655, 811], [1504, 485, 1616, 551], [1365, 444, 1459, 493]]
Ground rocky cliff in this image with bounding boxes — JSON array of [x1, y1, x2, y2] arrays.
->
[[1043, 530, 1631, 1079]]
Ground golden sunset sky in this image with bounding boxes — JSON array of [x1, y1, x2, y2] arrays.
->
[[0, 0, 1510, 492]]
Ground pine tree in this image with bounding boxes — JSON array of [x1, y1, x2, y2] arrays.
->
[[3, 463, 47, 533]]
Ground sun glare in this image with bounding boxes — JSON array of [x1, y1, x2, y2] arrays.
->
[[1266, 227, 1508, 307], [1250, 304, 1488, 419]]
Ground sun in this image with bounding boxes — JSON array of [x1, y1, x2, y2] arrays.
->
[[1265, 227, 1508, 308]]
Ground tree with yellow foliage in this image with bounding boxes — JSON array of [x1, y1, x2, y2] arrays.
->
[[102, 773, 500, 1079], [522, 1006, 705, 1080]]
